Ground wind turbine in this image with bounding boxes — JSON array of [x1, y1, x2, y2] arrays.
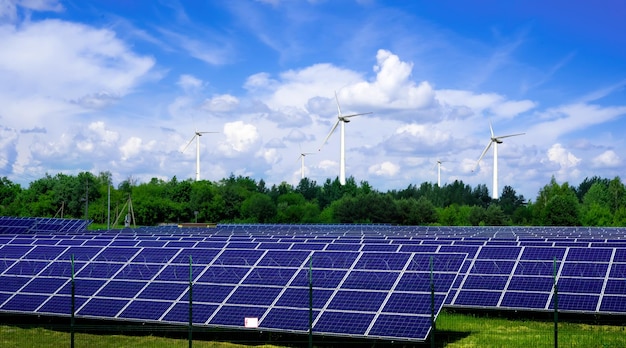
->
[[473, 122, 524, 199], [318, 92, 372, 185], [182, 130, 218, 181], [432, 160, 445, 187], [297, 148, 315, 180]]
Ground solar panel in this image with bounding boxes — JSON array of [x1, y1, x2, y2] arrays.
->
[[5, 222, 626, 341], [0, 226, 466, 342]]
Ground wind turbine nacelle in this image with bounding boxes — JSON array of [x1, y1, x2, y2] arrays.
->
[[492, 138, 503, 144]]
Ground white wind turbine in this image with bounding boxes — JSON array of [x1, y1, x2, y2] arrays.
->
[[318, 92, 372, 185], [433, 160, 445, 187], [182, 130, 218, 181], [473, 122, 524, 199], [297, 147, 315, 180]]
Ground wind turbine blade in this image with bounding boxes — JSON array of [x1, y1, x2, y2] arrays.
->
[[182, 135, 196, 153], [489, 121, 495, 138], [335, 91, 343, 116], [341, 112, 373, 119], [319, 119, 340, 151], [495, 132, 525, 140], [473, 140, 493, 171]]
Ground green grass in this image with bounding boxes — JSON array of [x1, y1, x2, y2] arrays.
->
[[436, 311, 626, 348], [0, 325, 287, 348], [2, 313, 626, 348]]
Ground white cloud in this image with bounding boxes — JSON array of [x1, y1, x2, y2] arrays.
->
[[177, 74, 203, 92], [341, 49, 435, 109], [369, 161, 400, 176], [546, 143, 581, 180], [202, 94, 239, 112], [0, 0, 63, 22], [119, 136, 155, 161], [592, 150, 620, 168], [219, 121, 260, 155], [435, 90, 534, 118]]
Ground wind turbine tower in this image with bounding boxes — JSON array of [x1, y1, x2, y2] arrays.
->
[[433, 160, 444, 187], [298, 148, 315, 180], [318, 92, 372, 185], [182, 130, 218, 181], [473, 122, 524, 199]]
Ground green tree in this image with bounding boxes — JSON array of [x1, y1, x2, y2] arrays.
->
[[241, 193, 276, 223], [544, 194, 580, 226]]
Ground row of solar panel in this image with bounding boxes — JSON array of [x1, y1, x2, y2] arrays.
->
[[1, 250, 466, 341]]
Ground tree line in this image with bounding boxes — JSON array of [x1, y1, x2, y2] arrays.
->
[[0, 173, 625, 227]]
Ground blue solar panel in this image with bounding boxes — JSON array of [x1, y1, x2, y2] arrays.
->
[[210, 305, 267, 326], [500, 292, 549, 309], [327, 290, 387, 312], [10, 222, 626, 341], [604, 279, 626, 295], [567, 248, 613, 262], [558, 278, 604, 294], [462, 275, 508, 290], [454, 290, 501, 307], [507, 276, 554, 292], [3, 294, 48, 311], [119, 300, 172, 320], [354, 253, 410, 270], [227, 286, 283, 306], [383, 293, 445, 314], [22, 277, 68, 293], [262, 308, 318, 331], [341, 271, 399, 290], [163, 302, 217, 323], [599, 296, 626, 312], [38, 296, 88, 315], [156, 265, 204, 281], [181, 284, 233, 303], [368, 315, 431, 340], [97, 281, 146, 298], [138, 282, 188, 300], [242, 267, 296, 286], [79, 298, 129, 317], [548, 294, 598, 312], [314, 311, 374, 335], [198, 266, 249, 284], [275, 288, 333, 308], [560, 262, 609, 277]]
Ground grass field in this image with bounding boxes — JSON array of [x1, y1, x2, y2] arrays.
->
[[1, 312, 625, 348]]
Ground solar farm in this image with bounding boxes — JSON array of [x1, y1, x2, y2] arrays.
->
[[1, 217, 626, 346]]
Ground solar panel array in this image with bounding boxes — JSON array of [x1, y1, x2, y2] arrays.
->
[[0, 225, 468, 342], [2, 223, 626, 342], [0, 217, 89, 234]]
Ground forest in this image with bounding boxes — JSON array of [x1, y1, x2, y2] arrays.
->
[[0, 172, 625, 227]]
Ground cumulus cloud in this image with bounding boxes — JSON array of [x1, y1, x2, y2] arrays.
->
[[340, 49, 436, 110], [119, 136, 155, 161], [369, 161, 400, 176], [592, 150, 620, 168], [436, 90, 535, 119], [384, 123, 452, 154], [202, 94, 239, 112], [546, 143, 581, 180], [219, 121, 260, 155], [177, 74, 203, 92]]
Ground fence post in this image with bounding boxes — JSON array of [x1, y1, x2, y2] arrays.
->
[[189, 255, 193, 348], [308, 255, 313, 348], [553, 256, 558, 348], [71, 254, 75, 348], [430, 255, 435, 348]]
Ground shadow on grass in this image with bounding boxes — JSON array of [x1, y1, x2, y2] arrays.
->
[[0, 313, 471, 348]]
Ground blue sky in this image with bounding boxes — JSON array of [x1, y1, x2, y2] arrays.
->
[[1, 0, 625, 200]]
